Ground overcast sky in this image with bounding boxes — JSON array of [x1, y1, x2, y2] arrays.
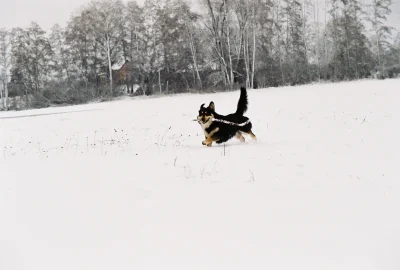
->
[[0, 0, 399, 33]]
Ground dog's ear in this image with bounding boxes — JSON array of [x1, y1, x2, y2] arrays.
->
[[209, 101, 215, 111], [200, 103, 205, 110]]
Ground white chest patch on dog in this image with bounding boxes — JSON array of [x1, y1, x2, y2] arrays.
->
[[199, 120, 212, 137]]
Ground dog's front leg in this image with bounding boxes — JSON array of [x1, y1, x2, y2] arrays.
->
[[202, 136, 216, 147], [202, 127, 219, 147]]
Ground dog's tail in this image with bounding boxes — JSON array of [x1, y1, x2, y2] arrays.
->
[[235, 86, 248, 115]]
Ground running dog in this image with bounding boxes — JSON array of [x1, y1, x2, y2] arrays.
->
[[197, 86, 257, 147]]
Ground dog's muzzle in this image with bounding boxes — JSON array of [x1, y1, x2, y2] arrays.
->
[[199, 117, 210, 125]]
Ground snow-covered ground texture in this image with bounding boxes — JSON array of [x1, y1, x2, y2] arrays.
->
[[1, 79, 399, 270]]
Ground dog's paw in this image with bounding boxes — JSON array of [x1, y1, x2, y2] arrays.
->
[[202, 140, 213, 147]]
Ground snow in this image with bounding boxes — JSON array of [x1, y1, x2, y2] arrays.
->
[[1, 79, 400, 270]]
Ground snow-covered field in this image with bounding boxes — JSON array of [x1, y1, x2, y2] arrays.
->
[[1, 79, 399, 270]]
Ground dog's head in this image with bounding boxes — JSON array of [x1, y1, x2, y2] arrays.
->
[[197, 101, 215, 125]]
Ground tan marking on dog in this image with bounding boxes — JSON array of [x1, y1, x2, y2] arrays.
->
[[197, 114, 214, 138], [202, 127, 219, 146], [235, 131, 245, 142], [247, 130, 257, 141], [202, 137, 216, 147]]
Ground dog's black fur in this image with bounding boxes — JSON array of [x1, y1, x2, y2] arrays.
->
[[197, 86, 257, 146]]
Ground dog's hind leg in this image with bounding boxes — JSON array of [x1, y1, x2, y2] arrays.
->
[[248, 130, 257, 141], [235, 131, 245, 142], [242, 130, 257, 141]]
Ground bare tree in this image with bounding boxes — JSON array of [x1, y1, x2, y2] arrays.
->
[[125, 0, 144, 93], [179, 1, 203, 89], [368, 0, 394, 77], [87, 0, 126, 93], [187, 23, 203, 89], [203, 0, 233, 87], [49, 24, 68, 81]]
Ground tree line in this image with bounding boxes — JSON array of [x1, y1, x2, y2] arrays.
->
[[0, 0, 399, 110]]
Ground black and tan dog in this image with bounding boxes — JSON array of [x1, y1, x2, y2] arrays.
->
[[197, 86, 257, 147]]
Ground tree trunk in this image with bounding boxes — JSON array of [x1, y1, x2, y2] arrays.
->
[[4, 82, 8, 110], [251, 2, 256, 89], [323, 0, 328, 79], [243, 29, 250, 88], [372, 0, 383, 76], [0, 83, 3, 110], [187, 25, 202, 89], [276, 0, 285, 84], [301, 0, 311, 82], [251, 28, 256, 89], [225, 4, 234, 88], [343, 7, 351, 79], [158, 69, 161, 94], [107, 36, 113, 93], [315, 0, 321, 80]]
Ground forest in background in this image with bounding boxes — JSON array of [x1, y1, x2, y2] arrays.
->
[[0, 0, 399, 110]]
